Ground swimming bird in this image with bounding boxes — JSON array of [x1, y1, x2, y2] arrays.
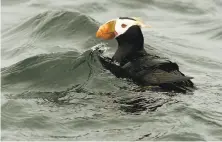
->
[[96, 17, 194, 93]]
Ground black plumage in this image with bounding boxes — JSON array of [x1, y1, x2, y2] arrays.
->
[[99, 25, 194, 93]]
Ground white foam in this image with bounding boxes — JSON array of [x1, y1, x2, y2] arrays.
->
[[91, 43, 110, 52]]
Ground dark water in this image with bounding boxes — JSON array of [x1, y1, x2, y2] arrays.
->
[[1, 0, 222, 140]]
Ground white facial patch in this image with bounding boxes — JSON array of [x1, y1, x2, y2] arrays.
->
[[114, 18, 139, 37]]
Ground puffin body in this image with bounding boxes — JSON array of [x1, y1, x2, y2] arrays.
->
[[96, 17, 194, 93]]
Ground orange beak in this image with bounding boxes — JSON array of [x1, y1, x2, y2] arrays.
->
[[96, 20, 117, 40]]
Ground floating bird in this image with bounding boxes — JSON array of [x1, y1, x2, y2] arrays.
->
[[96, 17, 194, 93]]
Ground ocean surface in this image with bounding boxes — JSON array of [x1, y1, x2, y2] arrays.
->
[[1, 0, 222, 140]]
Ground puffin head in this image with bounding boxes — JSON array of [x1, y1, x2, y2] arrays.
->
[[96, 17, 151, 64], [96, 17, 151, 40]]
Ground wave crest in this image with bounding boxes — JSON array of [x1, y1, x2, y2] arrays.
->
[[3, 10, 100, 40]]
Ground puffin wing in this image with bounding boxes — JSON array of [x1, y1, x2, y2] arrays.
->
[[134, 61, 194, 92], [139, 69, 194, 93], [142, 69, 193, 85]]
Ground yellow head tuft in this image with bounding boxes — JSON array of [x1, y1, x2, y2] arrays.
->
[[132, 17, 152, 28]]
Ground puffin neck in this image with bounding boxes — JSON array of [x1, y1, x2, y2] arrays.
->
[[116, 25, 144, 50], [113, 25, 147, 64]]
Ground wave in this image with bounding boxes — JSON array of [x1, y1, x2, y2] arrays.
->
[[3, 10, 100, 40], [153, 0, 215, 15], [196, 25, 222, 40], [114, 0, 217, 15], [185, 18, 222, 40], [1, 0, 28, 5], [1, 10, 113, 67], [1, 48, 104, 92]]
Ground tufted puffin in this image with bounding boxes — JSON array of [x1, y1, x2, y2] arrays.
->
[[96, 17, 194, 93]]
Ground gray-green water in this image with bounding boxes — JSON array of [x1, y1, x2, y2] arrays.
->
[[1, 0, 222, 141]]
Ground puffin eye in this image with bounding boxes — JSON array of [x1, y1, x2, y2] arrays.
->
[[121, 24, 127, 28]]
